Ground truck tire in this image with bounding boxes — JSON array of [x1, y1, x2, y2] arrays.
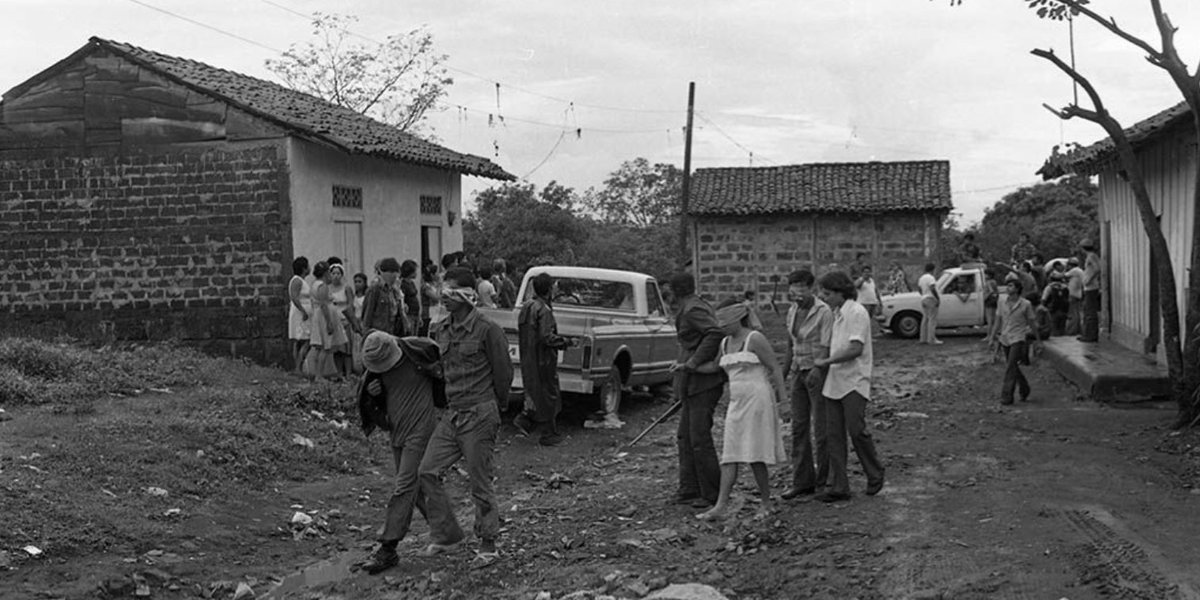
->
[[891, 311, 922, 339]]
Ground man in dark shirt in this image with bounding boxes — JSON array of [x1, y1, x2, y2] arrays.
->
[[513, 273, 573, 446], [356, 331, 440, 575], [492, 258, 518, 309], [669, 272, 724, 509], [418, 267, 513, 564]]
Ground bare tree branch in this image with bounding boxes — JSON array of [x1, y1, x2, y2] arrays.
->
[[1054, 0, 1163, 64]]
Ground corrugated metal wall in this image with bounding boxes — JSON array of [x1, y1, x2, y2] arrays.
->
[[1098, 125, 1195, 354]]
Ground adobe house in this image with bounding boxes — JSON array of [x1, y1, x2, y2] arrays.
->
[[689, 160, 951, 303], [1039, 101, 1193, 362], [0, 37, 512, 363]]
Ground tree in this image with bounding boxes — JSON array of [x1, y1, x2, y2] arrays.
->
[[975, 176, 1099, 262], [463, 181, 589, 274], [980, 0, 1200, 426], [581, 158, 683, 227], [265, 12, 452, 136]]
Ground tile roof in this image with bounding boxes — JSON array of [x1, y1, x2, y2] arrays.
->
[[690, 160, 951, 216], [1037, 101, 1190, 179], [77, 37, 514, 180]]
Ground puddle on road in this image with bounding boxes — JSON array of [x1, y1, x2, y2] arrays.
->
[[260, 551, 360, 599]]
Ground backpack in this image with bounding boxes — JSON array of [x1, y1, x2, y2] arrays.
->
[[1047, 285, 1070, 313]]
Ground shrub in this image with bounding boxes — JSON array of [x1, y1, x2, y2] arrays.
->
[[0, 338, 82, 380], [0, 365, 39, 405]]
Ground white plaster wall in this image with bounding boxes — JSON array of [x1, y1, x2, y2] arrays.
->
[[286, 138, 463, 274]]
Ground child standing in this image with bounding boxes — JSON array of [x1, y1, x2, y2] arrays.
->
[[695, 301, 787, 521]]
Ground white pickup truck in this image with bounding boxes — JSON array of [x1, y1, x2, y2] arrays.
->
[[476, 266, 677, 423], [879, 266, 988, 337]]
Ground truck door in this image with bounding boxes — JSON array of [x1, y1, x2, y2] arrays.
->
[[938, 272, 981, 327], [644, 280, 673, 374]]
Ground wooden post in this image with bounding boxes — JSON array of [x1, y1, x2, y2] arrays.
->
[[680, 82, 695, 265]]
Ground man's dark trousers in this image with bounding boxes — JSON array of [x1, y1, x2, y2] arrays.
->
[[1081, 289, 1101, 341], [1066, 298, 1082, 336], [790, 368, 828, 491], [675, 372, 722, 503], [380, 434, 431, 543], [1001, 341, 1031, 404], [826, 391, 884, 497], [524, 360, 561, 434]]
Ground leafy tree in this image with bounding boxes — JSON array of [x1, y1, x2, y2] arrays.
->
[[581, 158, 683, 227], [577, 220, 682, 282], [463, 181, 589, 274], [265, 12, 451, 136], [975, 176, 1099, 262], [959, 0, 1200, 426]]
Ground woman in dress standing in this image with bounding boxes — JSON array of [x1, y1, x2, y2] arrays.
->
[[327, 263, 361, 378], [307, 261, 349, 379], [288, 257, 312, 372], [695, 300, 788, 521]]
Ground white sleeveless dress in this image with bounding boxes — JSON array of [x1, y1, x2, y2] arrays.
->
[[718, 331, 787, 465], [288, 275, 312, 340]]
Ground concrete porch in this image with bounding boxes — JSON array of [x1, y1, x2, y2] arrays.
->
[[1042, 337, 1170, 402]]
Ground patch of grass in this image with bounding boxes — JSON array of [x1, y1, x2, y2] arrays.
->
[[0, 339, 380, 558], [0, 336, 236, 406]]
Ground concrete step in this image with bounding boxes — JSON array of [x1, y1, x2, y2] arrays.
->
[[1041, 337, 1170, 402]]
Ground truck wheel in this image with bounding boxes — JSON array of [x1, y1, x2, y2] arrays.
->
[[891, 311, 922, 339], [585, 368, 626, 429]]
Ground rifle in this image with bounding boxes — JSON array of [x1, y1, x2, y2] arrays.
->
[[627, 400, 683, 447]]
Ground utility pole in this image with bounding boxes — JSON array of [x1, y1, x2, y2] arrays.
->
[[679, 81, 695, 266]]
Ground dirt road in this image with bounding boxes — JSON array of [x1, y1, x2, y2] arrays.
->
[[3, 335, 1200, 599]]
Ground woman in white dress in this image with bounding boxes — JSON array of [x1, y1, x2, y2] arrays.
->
[[695, 300, 787, 521], [287, 257, 312, 372]]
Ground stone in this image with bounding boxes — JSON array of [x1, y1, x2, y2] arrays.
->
[[646, 583, 730, 600], [232, 582, 254, 600]]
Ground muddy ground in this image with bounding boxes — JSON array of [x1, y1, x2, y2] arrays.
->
[[3, 331, 1200, 600]]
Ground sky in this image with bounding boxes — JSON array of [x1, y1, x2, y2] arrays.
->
[[4, 1, 1200, 225]]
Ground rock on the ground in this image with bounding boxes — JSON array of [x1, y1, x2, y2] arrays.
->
[[232, 582, 254, 600], [645, 583, 729, 600]]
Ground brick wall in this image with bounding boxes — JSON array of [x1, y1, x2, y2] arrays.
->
[[0, 145, 290, 363], [695, 211, 940, 304]]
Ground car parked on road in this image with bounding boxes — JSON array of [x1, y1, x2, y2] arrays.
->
[[879, 265, 988, 337]]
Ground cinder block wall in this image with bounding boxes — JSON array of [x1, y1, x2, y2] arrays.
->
[[0, 146, 291, 363], [695, 212, 938, 305]]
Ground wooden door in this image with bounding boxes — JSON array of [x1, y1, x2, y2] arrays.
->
[[334, 220, 364, 275]]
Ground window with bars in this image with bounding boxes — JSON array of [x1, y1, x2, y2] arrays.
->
[[420, 195, 443, 215], [332, 185, 363, 209]]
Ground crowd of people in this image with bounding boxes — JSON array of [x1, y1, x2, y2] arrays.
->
[[280, 233, 1104, 575], [282, 252, 888, 574]]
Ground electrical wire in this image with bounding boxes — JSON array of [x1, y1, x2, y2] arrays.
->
[[127, 0, 285, 53], [520, 131, 567, 180]]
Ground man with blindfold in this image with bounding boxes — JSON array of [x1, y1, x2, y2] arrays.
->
[[417, 267, 513, 565]]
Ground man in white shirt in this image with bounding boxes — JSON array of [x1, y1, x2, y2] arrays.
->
[[813, 271, 885, 503], [917, 263, 942, 345]]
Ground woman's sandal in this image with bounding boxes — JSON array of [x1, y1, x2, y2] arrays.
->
[[470, 550, 500, 568]]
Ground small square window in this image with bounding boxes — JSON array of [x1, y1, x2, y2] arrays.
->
[[333, 185, 362, 209], [420, 195, 443, 215]]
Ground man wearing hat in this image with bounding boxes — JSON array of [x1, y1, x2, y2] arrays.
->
[[418, 267, 512, 564], [362, 257, 404, 335], [1040, 271, 1071, 337], [669, 272, 725, 509], [1079, 239, 1103, 343], [356, 331, 445, 575]]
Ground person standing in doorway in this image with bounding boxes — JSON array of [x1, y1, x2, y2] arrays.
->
[[813, 271, 884, 503], [512, 273, 574, 447], [418, 267, 512, 566], [781, 269, 833, 500], [1079, 239, 1103, 343], [669, 272, 725, 510], [917, 263, 942, 345], [991, 279, 1042, 404]]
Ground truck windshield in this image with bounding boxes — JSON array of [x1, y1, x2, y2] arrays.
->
[[524, 278, 636, 312]]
